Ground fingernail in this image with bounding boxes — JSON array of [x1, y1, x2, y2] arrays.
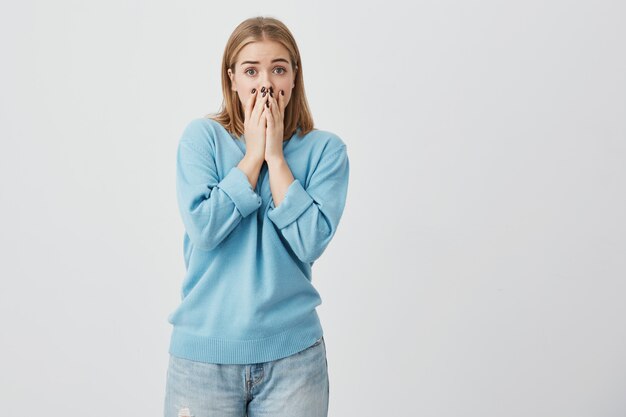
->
[[251, 88, 256, 94], [269, 91, 273, 97], [261, 86, 266, 93], [266, 100, 270, 108], [280, 90, 284, 96], [262, 91, 266, 97]]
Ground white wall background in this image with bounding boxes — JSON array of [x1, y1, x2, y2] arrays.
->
[[1, 1, 625, 416]]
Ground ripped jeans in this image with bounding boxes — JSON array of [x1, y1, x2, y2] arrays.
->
[[164, 336, 329, 417]]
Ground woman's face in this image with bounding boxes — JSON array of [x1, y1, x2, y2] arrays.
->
[[228, 40, 297, 112]]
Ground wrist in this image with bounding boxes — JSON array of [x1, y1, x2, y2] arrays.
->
[[243, 152, 265, 168], [265, 154, 285, 167]]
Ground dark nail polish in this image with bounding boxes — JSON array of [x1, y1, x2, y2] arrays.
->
[[280, 90, 284, 96], [251, 88, 256, 94], [262, 91, 266, 97], [269, 91, 273, 97], [261, 86, 266, 93]]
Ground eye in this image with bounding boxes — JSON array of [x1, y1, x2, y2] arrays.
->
[[244, 67, 287, 76]]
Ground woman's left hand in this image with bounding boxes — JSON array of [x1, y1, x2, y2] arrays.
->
[[263, 88, 287, 163]]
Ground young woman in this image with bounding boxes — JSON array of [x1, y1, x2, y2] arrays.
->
[[164, 16, 350, 417]]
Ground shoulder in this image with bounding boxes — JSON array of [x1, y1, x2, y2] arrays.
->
[[180, 116, 219, 138], [178, 117, 226, 154], [299, 128, 348, 159]]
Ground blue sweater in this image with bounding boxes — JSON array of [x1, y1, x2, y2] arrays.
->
[[167, 117, 350, 364]]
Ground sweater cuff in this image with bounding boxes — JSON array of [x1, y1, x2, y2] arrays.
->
[[267, 179, 314, 229], [216, 166, 263, 218]]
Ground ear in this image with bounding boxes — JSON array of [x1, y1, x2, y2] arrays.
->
[[227, 68, 237, 91]]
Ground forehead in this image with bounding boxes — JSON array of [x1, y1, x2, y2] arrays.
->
[[237, 40, 291, 64]]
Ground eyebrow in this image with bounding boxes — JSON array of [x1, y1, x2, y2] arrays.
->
[[240, 58, 290, 66]]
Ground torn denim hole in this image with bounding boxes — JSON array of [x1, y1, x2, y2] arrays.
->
[[178, 406, 193, 417]]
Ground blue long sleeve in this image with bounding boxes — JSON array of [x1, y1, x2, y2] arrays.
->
[[267, 145, 349, 263], [176, 139, 263, 251]]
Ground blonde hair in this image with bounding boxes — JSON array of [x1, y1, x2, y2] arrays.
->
[[206, 16, 315, 140]]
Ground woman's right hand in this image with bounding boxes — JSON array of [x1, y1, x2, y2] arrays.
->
[[243, 87, 268, 164]]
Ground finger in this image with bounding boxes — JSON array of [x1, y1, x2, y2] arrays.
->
[[261, 100, 269, 125], [265, 103, 273, 127], [268, 90, 277, 121], [278, 89, 285, 117], [253, 86, 268, 121], [266, 86, 274, 110], [269, 89, 283, 125], [245, 88, 257, 121], [263, 87, 274, 121]]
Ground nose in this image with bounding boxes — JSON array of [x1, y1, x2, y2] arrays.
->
[[259, 78, 273, 92], [259, 84, 274, 95]]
